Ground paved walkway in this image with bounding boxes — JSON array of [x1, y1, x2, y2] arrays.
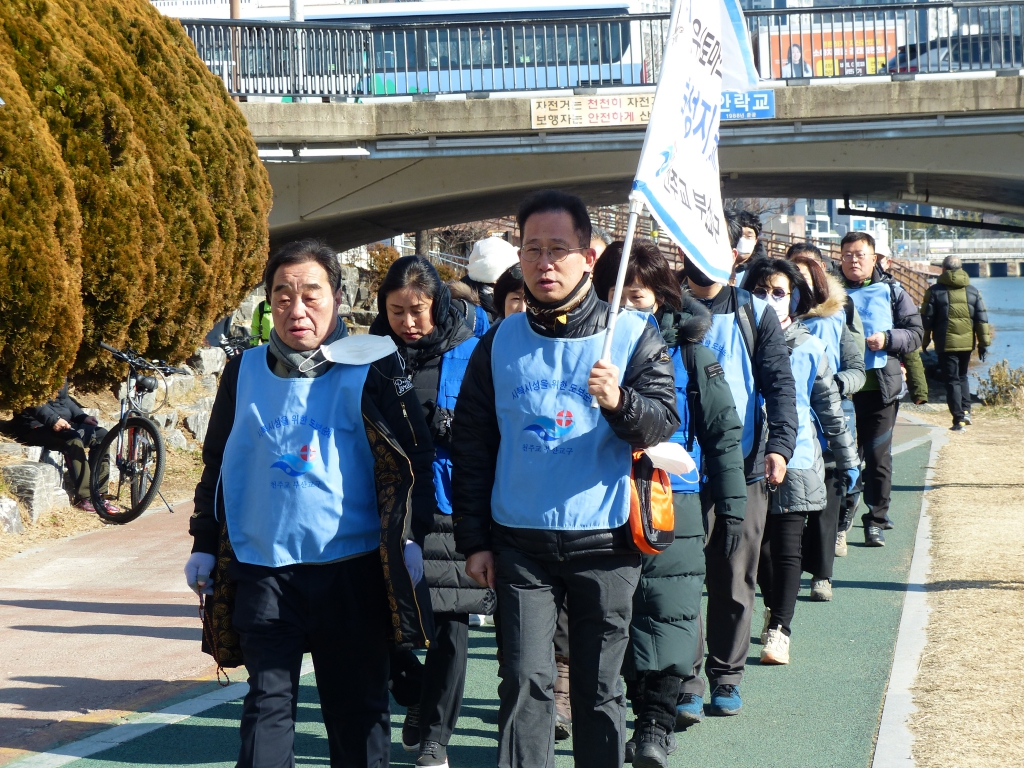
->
[[1, 417, 934, 767]]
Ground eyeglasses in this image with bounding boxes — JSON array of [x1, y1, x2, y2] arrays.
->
[[841, 251, 874, 262], [520, 245, 587, 263], [752, 287, 790, 300]]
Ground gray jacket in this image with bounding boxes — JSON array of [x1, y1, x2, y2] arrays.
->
[[799, 273, 866, 398], [772, 322, 859, 514]]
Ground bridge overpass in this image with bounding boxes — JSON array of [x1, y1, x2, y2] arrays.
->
[[897, 238, 1024, 276], [240, 74, 1024, 250], [170, 2, 1024, 250]]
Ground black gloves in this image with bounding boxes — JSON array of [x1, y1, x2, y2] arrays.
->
[[979, 347, 988, 362], [427, 402, 454, 446], [712, 514, 743, 558]]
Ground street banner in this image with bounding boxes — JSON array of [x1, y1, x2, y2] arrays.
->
[[630, 0, 745, 284]]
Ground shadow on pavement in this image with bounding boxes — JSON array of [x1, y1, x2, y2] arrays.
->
[[0, 600, 196, 618]]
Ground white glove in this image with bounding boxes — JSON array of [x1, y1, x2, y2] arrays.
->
[[184, 552, 217, 596], [403, 540, 424, 587]]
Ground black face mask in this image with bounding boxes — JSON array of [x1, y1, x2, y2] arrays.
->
[[683, 258, 717, 288]]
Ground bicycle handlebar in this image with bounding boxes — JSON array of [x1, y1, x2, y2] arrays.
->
[[98, 342, 189, 375]]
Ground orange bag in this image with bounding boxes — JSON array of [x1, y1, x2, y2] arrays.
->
[[629, 450, 675, 555]]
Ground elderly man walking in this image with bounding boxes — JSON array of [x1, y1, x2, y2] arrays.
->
[[921, 255, 992, 431], [186, 239, 437, 768], [451, 190, 679, 768]]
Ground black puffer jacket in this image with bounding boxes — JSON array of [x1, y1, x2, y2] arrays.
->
[[451, 282, 680, 562], [370, 290, 496, 615], [11, 380, 88, 437]]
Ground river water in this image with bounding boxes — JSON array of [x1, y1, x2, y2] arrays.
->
[[964, 277, 1024, 391]]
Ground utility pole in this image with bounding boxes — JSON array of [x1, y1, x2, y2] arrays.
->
[[290, 0, 303, 21]]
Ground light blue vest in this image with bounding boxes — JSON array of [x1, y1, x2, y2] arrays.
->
[[473, 305, 491, 338], [668, 347, 702, 494], [221, 348, 380, 567], [432, 337, 479, 515], [489, 310, 646, 530], [788, 332, 828, 471], [801, 313, 844, 377], [847, 282, 893, 369], [700, 289, 768, 460]]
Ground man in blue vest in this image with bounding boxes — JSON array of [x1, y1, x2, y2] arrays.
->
[[185, 240, 437, 768], [676, 213, 797, 718], [451, 190, 679, 768], [840, 232, 923, 547]]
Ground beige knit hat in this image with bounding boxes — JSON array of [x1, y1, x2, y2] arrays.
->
[[467, 236, 519, 284]]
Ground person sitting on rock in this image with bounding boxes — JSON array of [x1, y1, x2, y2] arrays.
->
[[10, 379, 111, 512]]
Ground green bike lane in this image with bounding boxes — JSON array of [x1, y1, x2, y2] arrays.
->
[[10, 435, 932, 768]]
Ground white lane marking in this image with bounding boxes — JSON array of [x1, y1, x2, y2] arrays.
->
[[11, 659, 315, 767], [872, 420, 948, 768]]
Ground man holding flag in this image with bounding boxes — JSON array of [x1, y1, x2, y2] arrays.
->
[[452, 190, 679, 768]]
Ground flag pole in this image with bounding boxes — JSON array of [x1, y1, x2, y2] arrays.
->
[[592, 195, 644, 407]]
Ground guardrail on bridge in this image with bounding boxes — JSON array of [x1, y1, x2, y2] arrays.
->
[[178, 1, 1024, 99]]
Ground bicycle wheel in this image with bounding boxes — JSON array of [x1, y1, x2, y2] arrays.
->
[[90, 417, 166, 524]]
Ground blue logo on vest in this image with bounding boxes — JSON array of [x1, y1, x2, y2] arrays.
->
[[272, 444, 318, 477], [524, 409, 575, 442]]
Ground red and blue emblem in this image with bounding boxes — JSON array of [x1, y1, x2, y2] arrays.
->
[[272, 444, 318, 477], [524, 409, 575, 442]]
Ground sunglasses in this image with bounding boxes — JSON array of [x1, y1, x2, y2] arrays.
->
[[752, 287, 790, 300]]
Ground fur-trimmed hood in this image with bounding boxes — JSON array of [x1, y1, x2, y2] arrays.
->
[[658, 292, 713, 347], [799, 272, 847, 321]]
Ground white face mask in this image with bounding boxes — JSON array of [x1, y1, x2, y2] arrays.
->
[[623, 303, 656, 315], [297, 335, 398, 374], [737, 237, 756, 257]]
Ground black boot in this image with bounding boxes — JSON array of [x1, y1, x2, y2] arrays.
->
[[632, 718, 676, 768]]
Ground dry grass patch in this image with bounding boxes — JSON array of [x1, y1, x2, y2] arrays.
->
[[909, 409, 1024, 767]]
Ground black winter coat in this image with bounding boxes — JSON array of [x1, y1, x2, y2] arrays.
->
[[370, 302, 496, 616], [11, 380, 88, 437], [451, 284, 680, 562]]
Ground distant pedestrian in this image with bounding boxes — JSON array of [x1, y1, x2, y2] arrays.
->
[[839, 232, 923, 547], [462, 236, 520, 335], [921, 255, 992, 430], [452, 190, 679, 768], [251, 297, 272, 344]]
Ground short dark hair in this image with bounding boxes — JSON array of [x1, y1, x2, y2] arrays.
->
[[786, 241, 822, 261], [591, 225, 613, 247], [592, 238, 683, 310], [740, 257, 814, 316], [841, 231, 875, 251], [264, 239, 341, 296], [517, 190, 592, 249], [789, 254, 830, 307], [377, 255, 446, 317], [724, 212, 743, 249], [738, 210, 762, 236], [493, 264, 524, 318]]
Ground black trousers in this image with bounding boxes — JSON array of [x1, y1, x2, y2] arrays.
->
[[939, 350, 973, 423], [494, 548, 640, 768], [801, 467, 843, 580], [853, 389, 899, 528], [21, 424, 108, 500], [231, 553, 391, 768], [758, 512, 808, 637], [421, 613, 469, 746]]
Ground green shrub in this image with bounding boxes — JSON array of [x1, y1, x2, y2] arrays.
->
[[977, 360, 1024, 409], [0, 0, 271, 400], [0, 33, 83, 410]]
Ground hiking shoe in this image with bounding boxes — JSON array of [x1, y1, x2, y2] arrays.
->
[[760, 608, 772, 644], [963, 412, 972, 425], [865, 526, 886, 547], [74, 498, 96, 512], [760, 628, 791, 665], [625, 730, 637, 764], [707, 684, 742, 716], [416, 741, 448, 768], [835, 530, 848, 557], [554, 658, 571, 741], [675, 693, 705, 728], [632, 719, 676, 768], [950, 422, 966, 432], [402, 704, 420, 752], [810, 578, 833, 602]]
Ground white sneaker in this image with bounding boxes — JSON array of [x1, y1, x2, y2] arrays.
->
[[835, 530, 848, 557], [469, 614, 485, 627], [760, 628, 791, 665], [760, 608, 772, 644], [810, 578, 833, 602]]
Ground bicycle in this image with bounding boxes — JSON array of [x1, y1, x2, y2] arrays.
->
[[90, 342, 190, 524], [218, 332, 258, 360]]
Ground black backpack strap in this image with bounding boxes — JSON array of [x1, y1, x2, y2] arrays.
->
[[735, 292, 758, 364], [682, 343, 699, 452]]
